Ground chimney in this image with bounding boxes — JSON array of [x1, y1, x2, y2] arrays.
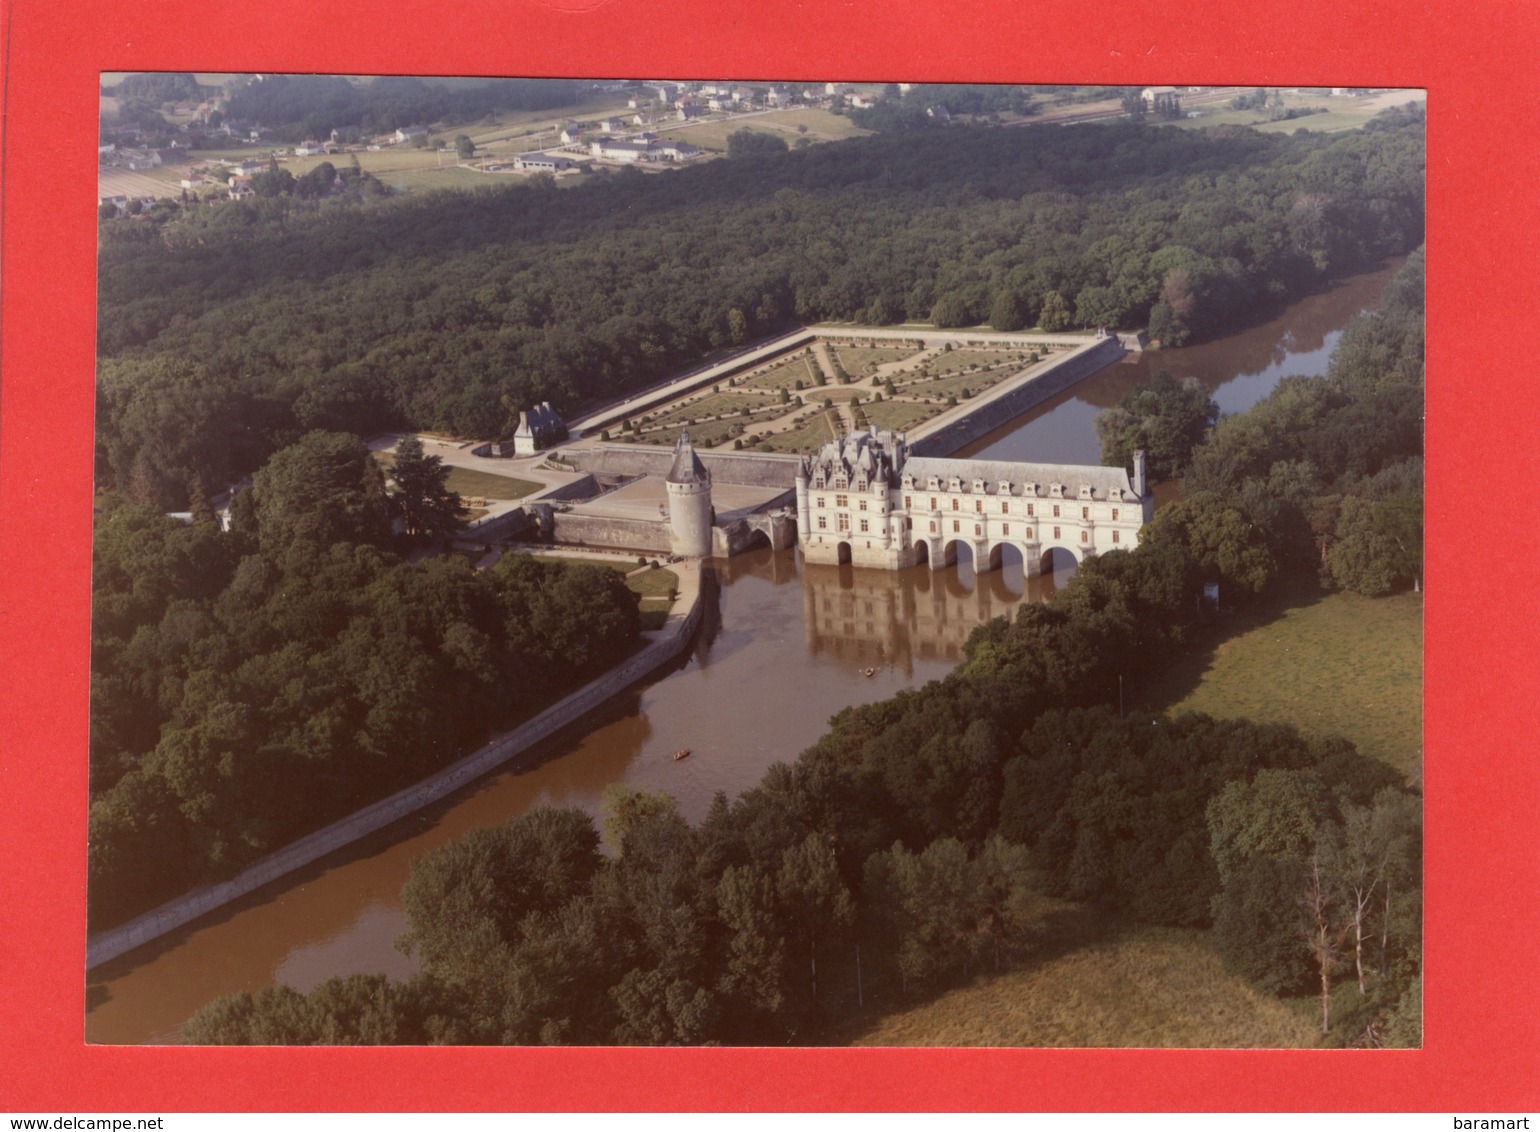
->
[[1132, 450, 1147, 497]]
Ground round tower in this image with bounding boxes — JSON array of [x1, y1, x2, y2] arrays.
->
[[665, 430, 713, 557]]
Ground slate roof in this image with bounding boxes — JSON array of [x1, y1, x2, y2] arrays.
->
[[666, 431, 710, 485]]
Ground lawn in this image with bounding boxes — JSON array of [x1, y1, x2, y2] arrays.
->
[[739, 355, 823, 392], [374, 455, 540, 502], [756, 410, 838, 453], [860, 399, 939, 433], [625, 566, 680, 600], [441, 467, 542, 501], [904, 368, 1016, 402], [826, 344, 923, 375], [925, 348, 1027, 376], [842, 925, 1320, 1048], [1133, 583, 1423, 776]]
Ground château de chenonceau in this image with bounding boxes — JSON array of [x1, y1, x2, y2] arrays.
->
[[795, 429, 1152, 573]]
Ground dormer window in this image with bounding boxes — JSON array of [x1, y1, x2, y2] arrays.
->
[[1050, 483, 1064, 498], [998, 481, 1012, 496], [927, 477, 940, 491], [1079, 485, 1094, 500], [972, 479, 987, 494], [901, 475, 915, 490]]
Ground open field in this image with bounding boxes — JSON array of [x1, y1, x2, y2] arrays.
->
[[1170, 91, 1423, 135], [98, 168, 187, 198], [1133, 583, 1423, 776], [748, 107, 874, 141], [666, 119, 784, 152], [378, 167, 505, 192], [843, 925, 1320, 1048]]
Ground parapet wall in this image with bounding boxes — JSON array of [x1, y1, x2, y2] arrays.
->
[[567, 445, 801, 489], [909, 335, 1126, 457]]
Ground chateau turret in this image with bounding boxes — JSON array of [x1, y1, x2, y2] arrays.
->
[[665, 430, 714, 557]]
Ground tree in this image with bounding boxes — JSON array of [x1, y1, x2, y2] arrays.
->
[[250, 431, 391, 553], [988, 290, 1031, 332], [1327, 493, 1422, 595], [727, 129, 788, 159], [1139, 489, 1276, 595], [387, 435, 463, 542], [776, 832, 854, 1003], [454, 134, 476, 159], [1038, 289, 1072, 332], [1096, 371, 1218, 482]]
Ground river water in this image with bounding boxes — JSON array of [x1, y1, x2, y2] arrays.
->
[[85, 258, 1402, 1044]]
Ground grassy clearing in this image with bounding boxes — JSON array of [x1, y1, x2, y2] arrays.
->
[[1133, 583, 1423, 776], [845, 926, 1320, 1048]]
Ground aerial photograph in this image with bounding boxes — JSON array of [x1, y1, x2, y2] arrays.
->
[[88, 74, 1425, 1047]]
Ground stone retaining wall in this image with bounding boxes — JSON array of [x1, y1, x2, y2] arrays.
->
[[567, 445, 800, 489], [547, 512, 672, 553], [86, 574, 707, 971], [909, 335, 1126, 457]]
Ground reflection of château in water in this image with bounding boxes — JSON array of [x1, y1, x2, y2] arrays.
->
[[799, 558, 1068, 674]]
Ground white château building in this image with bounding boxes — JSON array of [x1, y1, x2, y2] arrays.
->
[[796, 430, 1151, 574]]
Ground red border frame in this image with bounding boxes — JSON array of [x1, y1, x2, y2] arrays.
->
[[3, 0, 1537, 1112]]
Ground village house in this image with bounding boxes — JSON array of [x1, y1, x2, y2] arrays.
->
[[513, 151, 577, 173]]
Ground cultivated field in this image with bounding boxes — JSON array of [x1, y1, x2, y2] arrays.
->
[[1171, 91, 1425, 135]]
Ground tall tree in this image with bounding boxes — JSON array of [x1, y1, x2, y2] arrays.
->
[[387, 435, 463, 542]]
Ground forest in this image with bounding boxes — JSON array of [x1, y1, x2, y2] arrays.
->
[[89, 431, 641, 927], [180, 252, 1424, 1047], [220, 74, 586, 143], [96, 111, 1424, 509]]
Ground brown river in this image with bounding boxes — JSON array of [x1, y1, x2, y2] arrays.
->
[[85, 258, 1403, 1044]]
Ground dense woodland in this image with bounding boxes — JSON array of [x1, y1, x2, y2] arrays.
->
[[221, 75, 585, 143], [97, 111, 1424, 508], [181, 253, 1424, 1046], [89, 431, 640, 927]]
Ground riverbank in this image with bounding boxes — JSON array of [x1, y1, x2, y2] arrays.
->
[[86, 559, 706, 971]]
